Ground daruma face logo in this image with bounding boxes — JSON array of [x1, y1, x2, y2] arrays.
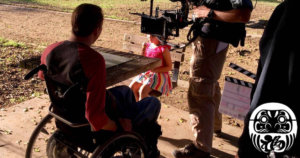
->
[[249, 103, 297, 153]]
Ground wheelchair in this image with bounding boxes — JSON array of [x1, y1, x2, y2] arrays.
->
[[24, 65, 148, 158]]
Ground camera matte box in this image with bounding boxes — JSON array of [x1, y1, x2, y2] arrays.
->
[[141, 15, 166, 37]]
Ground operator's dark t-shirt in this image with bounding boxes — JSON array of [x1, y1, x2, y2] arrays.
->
[[203, 0, 253, 10], [238, 0, 300, 157], [199, 0, 253, 47]]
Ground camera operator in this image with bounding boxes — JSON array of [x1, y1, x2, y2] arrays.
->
[[173, 0, 253, 158]]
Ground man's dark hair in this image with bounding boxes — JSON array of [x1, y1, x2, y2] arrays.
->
[[71, 3, 103, 37]]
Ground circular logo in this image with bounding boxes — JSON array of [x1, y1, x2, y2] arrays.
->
[[249, 103, 297, 153]]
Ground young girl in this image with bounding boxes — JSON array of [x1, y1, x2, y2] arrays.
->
[[130, 34, 173, 101]]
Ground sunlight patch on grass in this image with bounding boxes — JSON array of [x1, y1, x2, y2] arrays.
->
[[105, 15, 128, 21], [1, 0, 169, 8], [1, 0, 281, 20]]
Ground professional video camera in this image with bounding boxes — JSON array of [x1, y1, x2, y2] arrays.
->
[[132, 0, 196, 39], [133, 0, 247, 48], [131, 0, 205, 48]]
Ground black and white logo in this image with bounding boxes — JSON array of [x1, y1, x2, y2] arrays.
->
[[249, 103, 297, 153]]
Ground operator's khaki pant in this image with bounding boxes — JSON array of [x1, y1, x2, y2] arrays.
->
[[188, 37, 228, 153]]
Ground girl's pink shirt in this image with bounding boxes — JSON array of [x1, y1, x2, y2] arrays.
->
[[144, 43, 171, 67]]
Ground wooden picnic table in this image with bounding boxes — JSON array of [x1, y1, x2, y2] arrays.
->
[[93, 46, 161, 87]]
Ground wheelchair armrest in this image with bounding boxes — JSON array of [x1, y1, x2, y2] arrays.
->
[[49, 105, 89, 128], [24, 64, 47, 80]]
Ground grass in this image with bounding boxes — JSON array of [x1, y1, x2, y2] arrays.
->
[[0, 0, 171, 20], [0, 0, 281, 20], [0, 37, 26, 48], [0, 0, 169, 10], [0, 39, 44, 107], [0, 0, 282, 8]]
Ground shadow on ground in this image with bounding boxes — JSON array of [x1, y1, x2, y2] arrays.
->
[[217, 132, 239, 147], [159, 136, 193, 148], [19, 55, 40, 69], [0, 136, 24, 157], [247, 20, 268, 29], [160, 132, 240, 158]]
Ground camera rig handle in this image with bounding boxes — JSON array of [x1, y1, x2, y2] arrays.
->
[[150, 0, 154, 16]]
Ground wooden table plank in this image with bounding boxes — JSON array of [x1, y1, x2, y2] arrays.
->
[[93, 46, 161, 87]]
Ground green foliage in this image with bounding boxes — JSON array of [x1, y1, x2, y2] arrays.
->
[[1, 0, 281, 21], [1, 0, 167, 9], [0, 40, 43, 107], [0, 37, 26, 48], [106, 15, 128, 20], [0, 0, 171, 14], [1, 0, 281, 8]]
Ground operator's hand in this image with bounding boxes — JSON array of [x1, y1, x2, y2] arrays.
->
[[193, 5, 210, 18], [119, 118, 132, 132]]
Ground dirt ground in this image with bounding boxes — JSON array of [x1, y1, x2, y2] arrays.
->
[[0, 2, 277, 157], [0, 3, 275, 108], [0, 2, 276, 123], [0, 0, 276, 131]]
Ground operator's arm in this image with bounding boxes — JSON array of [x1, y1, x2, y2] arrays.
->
[[193, 5, 251, 23], [152, 47, 172, 73]]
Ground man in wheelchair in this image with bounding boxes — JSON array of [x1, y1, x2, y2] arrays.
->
[[38, 3, 162, 157]]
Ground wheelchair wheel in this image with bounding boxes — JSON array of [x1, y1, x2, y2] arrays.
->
[[46, 131, 76, 158], [91, 132, 147, 158], [26, 114, 56, 158]]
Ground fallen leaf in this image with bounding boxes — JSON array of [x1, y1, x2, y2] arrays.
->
[[179, 118, 187, 123], [4, 130, 12, 135], [34, 147, 40, 152], [23, 108, 28, 112], [16, 140, 22, 145]]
